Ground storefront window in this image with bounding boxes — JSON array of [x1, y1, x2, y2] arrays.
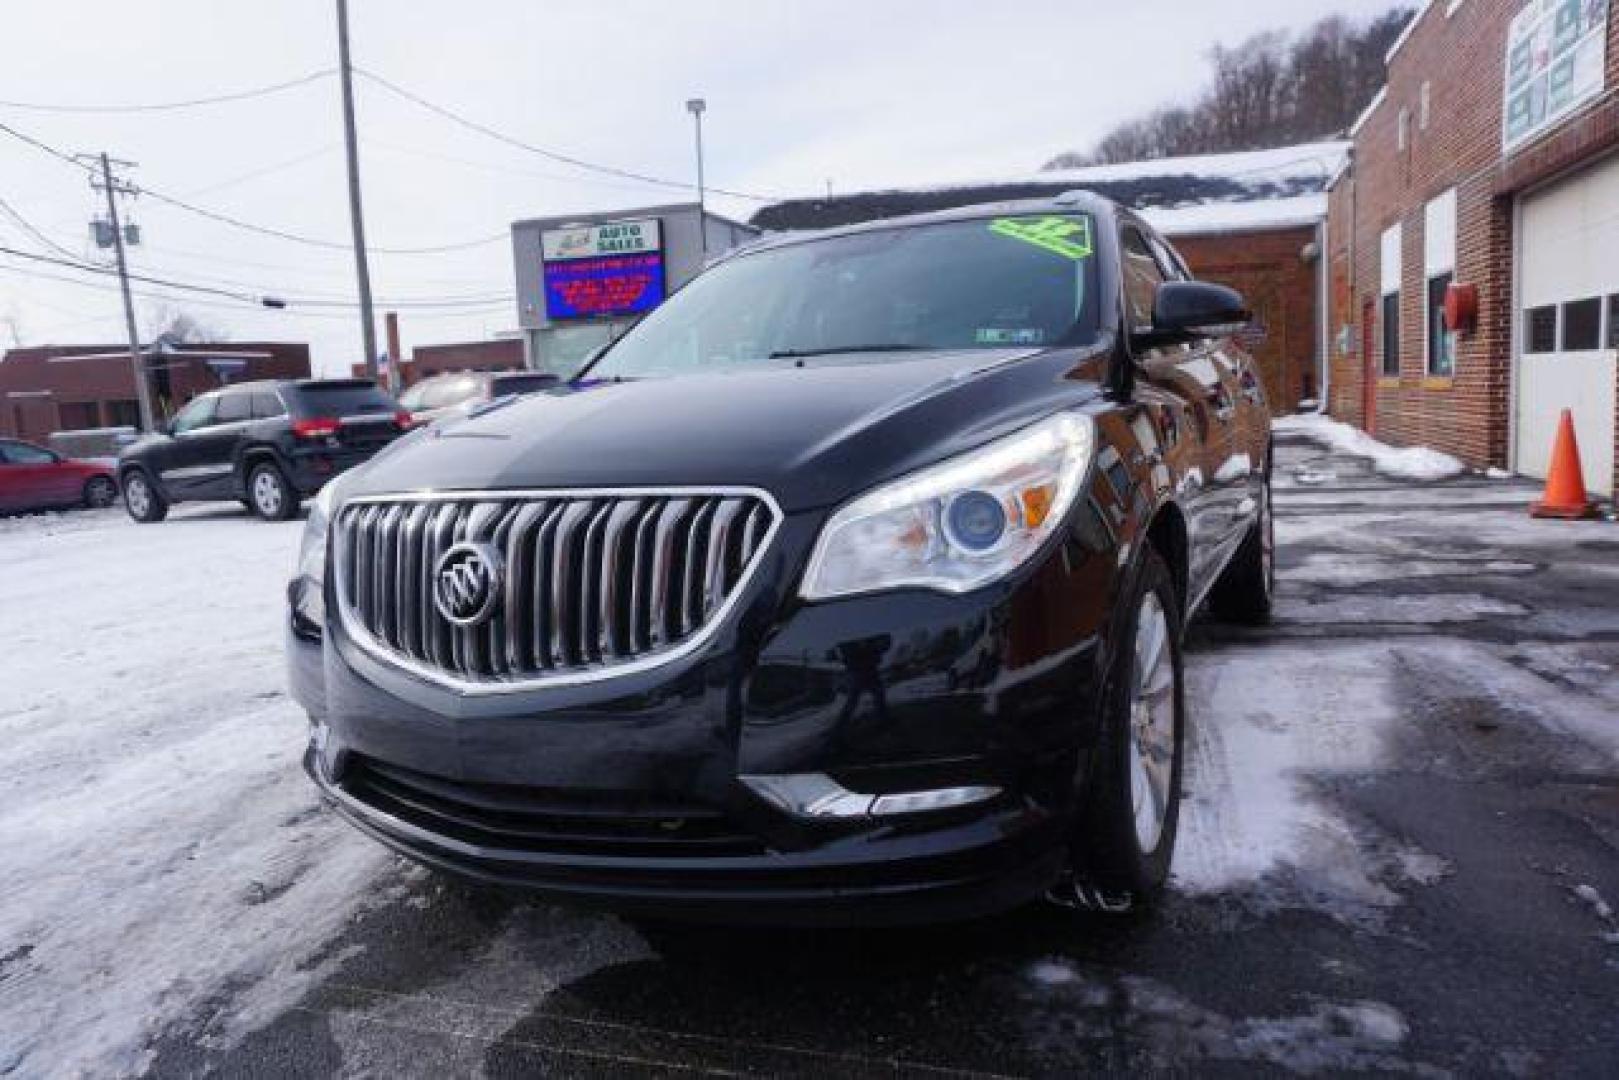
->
[[1381, 292, 1400, 377], [1427, 273, 1455, 377]]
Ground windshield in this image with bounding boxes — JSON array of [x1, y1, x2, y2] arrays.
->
[[589, 214, 1099, 380]]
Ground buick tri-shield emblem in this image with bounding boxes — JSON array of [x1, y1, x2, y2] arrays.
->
[[433, 542, 504, 627]]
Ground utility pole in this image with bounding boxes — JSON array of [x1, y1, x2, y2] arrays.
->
[[685, 98, 707, 255], [90, 153, 155, 432], [336, 0, 379, 378]]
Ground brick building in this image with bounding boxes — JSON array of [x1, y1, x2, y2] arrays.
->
[[348, 338, 525, 388], [0, 341, 310, 442], [753, 142, 1348, 415], [1326, 0, 1619, 497]]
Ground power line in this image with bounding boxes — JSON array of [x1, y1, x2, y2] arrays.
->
[[355, 66, 781, 203], [1, 243, 266, 304], [0, 70, 336, 114], [0, 259, 512, 322], [178, 144, 339, 200], [0, 117, 509, 255], [0, 192, 83, 261], [0, 244, 513, 311]]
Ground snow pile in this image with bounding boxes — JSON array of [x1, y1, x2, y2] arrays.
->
[[1141, 193, 1326, 237], [1276, 413, 1466, 481], [1176, 641, 1450, 916], [1038, 141, 1348, 191], [0, 507, 392, 1076], [1014, 962, 1410, 1074]]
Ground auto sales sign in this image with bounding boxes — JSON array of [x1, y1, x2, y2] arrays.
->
[[540, 219, 666, 320]]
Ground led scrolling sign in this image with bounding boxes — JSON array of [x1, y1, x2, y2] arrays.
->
[[540, 218, 667, 320]]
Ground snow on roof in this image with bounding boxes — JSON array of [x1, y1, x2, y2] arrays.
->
[[1348, 87, 1388, 139], [750, 142, 1348, 234], [1140, 192, 1327, 238], [1033, 140, 1348, 190], [1385, 0, 1436, 65]]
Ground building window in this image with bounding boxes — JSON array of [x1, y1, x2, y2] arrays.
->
[[1427, 274, 1456, 376], [1382, 293, 1401, 376], [58, 402, 100, 430], [1419, 82, 1431, 130], [1397, 106, 1410, 151], [1525, 306, 1558, 353], [1562, 297, 1602, 351], [104, 400, 139, 428], [1609, 296, 1619, 350], [1423, 189, 1457, 377]]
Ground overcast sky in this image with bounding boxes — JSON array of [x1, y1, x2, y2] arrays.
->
[[0, 0, 1394, 375]]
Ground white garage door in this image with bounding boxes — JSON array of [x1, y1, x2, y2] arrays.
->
[[1515, 151, 1619, 496]]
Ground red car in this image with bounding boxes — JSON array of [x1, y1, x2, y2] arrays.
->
[[0, 438, 119, 514]]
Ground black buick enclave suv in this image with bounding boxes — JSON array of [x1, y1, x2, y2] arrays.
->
[[289, 194, 1274, 924]]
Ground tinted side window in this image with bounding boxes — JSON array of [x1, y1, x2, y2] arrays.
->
[[1121, 227, 1167, 330], [252, 391, 286, 419], [215, 393, 252, 423], [3, 441, 54, 464], [171, 395, 218, 434]]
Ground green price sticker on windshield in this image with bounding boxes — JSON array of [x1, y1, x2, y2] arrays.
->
[[988, 216, 1093, 260]]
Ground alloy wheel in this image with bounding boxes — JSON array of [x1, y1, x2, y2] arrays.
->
[[87, 477, 116, 508], [125, 477, 150, 516], [1128, 591, 1177, 853], [253, 471, 283, 517]]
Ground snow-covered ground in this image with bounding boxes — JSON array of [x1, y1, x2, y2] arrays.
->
[[2, 436, 1617, 1074], [1275, 413, 1466, 481], [0, 507, 392, 1077]]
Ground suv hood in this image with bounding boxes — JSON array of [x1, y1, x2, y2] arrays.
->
[[346, 347, 1107, 513]]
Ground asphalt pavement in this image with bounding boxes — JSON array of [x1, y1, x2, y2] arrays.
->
[[142, 430, 1619, 1078]]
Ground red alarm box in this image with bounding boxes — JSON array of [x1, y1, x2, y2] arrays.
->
[[1444, 282, 1479, 333]]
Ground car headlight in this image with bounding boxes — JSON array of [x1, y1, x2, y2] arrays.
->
[[290, 481, 339, 635], [800, 411, 1096, 600]]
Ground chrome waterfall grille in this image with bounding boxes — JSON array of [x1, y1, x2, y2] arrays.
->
[[333, 490, 780, 691]]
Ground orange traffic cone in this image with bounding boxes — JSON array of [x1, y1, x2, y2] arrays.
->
[[1530, 409, 1600, 520]]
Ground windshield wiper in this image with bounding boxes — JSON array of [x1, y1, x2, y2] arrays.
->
[[767, 344, 930, 360]]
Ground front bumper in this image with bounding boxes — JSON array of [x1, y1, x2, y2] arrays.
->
[[289, 496, 1125, 924]]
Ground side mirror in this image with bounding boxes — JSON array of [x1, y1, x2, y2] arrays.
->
[[1145, 281, 1251, 344]]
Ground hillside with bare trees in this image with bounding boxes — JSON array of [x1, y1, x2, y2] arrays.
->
[[1045, 8, 1412, 168]]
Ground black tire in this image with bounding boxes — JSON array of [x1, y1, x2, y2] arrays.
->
[[83, 475, 118, 509], [1065, 547, 1186, 912], [121, 470, 168, 523], [1208, 467, 1274, 625], [246, 461, 298, 521]]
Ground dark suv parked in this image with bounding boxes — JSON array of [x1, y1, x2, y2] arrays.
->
[[290, 194, 1273, 924], [119, 379, 408, 523]]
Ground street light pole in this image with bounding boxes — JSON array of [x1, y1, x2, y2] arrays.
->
[[336, 0, 379, 379], [96, 153, 155, 432], [685, 97, 707, 255]]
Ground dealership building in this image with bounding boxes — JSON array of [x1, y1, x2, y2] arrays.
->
[[1325, 0, 1618, 496], [510, 203, 757, 375]]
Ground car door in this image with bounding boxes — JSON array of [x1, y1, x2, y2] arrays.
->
[[195, 390, 256, 499], [0, 440, 73, 510], [1120, 222, 1239, 603], [159, 393, 224, 498], [0, 440, 38, 510]]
